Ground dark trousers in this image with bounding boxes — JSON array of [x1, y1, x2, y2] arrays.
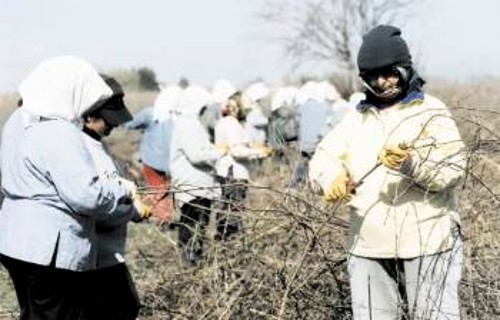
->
[[0, 254, 87, 320], [215, 177, 248, 240], [82, 263, 140, 320], [178, 198, 212, 264], [290, 152, 311, 188]]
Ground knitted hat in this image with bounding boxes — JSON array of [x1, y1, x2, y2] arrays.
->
[[357, 25, 412, 72]]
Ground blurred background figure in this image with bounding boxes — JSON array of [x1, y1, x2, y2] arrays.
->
[[317, 80, 348, 141], [124, 85, 181, 226], [170, 85, 224, 265], [244, 82, 270, 149], [200, 79, 237, 142], [214, 91, 270, 239], [267, 86, 299, 163], [289, 81, 334, 189], [244, 82, 273, 176]]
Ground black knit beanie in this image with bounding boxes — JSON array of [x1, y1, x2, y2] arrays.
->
[[357, 25, 412, 72]]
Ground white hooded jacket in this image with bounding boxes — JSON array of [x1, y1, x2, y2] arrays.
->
[[170, 86, 222, 206], [215, 115, 265, 181]]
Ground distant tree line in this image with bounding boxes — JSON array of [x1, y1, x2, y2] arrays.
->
[[108, 67, 160, 91]]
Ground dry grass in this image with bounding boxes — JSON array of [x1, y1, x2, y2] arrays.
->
[[0, 82, 499, 319]]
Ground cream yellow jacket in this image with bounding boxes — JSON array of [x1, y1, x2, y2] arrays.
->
[[309, 92, 465, 258]]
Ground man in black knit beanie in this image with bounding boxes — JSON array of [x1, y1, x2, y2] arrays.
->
[[309, 25, 465, 319]]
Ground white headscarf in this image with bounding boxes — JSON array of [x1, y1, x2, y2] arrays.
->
[[246, 82, 270, 103], [296, 81, 325, 105], [318, 81, 341, 102], [271, 86, 299, 112], [19, 56, 112, 124], [178, 85, 213, 118], [153, 85, 182, 121], [212, 79, 237, 104]]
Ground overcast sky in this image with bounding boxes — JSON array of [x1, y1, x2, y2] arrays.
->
[[1, 0, 500, 93]]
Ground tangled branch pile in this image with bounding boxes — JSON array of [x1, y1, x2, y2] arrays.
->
[[124, 86, 499, 319], [127, 163, 353, 319]]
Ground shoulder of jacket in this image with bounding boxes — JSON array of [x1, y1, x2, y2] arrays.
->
[[422, 94, 447, 109], [30, 117, 76, 133]]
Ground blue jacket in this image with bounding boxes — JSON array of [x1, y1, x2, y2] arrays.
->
[[124, 107, 173, 173], [296, 100, 333, 154]]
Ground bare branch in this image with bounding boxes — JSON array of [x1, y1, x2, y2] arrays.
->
[[259, 0, 418, 92]]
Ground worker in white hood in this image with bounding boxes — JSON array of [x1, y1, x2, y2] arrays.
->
[[200, 79, 237, 142], [0, 56, 137, 319], [214, 91, 270, 239], [244, 82, 270, 148], [124, 85, 181, 225], [267, 86, 299, 154], [153, 85, 182, 122], [170, 85, 225, 265], [290, 81, 334, 188]]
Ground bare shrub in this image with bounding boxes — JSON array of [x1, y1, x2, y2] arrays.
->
[[0, 81, 499, 319]]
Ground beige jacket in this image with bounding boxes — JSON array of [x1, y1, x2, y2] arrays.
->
[[309, 93, 465, 258]]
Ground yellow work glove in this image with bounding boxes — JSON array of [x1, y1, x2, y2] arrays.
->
[[323, 167, 354, 203], [250, 143, 273, 158], [258, 146, 273, 158], [133, 198, 153, 221], [378, 143, 412, 171], [217, 144, 229, 156]]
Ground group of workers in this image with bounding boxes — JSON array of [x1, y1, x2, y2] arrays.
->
[[0, 25, 465, 319], [124, 73, 356, 265]]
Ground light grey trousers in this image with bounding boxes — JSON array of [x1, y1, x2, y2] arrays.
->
[[348, 233, 463, 320]]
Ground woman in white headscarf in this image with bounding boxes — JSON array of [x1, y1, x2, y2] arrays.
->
[[199, 79, 237, 142], [170, 85, 224, 265], [0, 56, 137, 319], [214, 91, 269, 239], [124, 85, 181, 225]]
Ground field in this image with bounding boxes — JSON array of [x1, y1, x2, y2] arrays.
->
[[0, 82, 499, 319]]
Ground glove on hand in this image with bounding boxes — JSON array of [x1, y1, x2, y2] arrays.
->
[[378, 143, 412, 171], [133, 198, 153, 221], [256, 146, 273, 158], [217, 144, 229, 156], [323, 167, 354, 203]]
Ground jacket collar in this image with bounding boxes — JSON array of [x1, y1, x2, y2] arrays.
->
[[356, 90, 425, 113]]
